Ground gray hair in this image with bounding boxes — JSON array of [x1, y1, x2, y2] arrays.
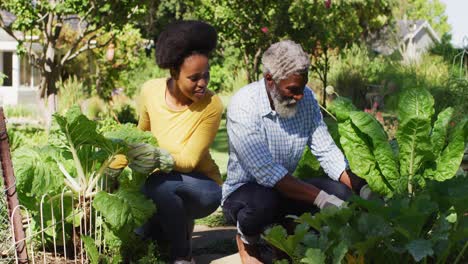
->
[[262, 40, 310, 82]]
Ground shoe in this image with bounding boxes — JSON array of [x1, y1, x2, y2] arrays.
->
[[236, 234, 274, 264]]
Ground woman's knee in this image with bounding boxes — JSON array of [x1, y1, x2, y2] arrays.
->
[[186, 185, 222, 218]]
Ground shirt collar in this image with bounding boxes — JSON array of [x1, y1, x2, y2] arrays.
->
[[257, 78, 275, 117]]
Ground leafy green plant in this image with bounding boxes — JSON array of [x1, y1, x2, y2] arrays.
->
[[57, 76, 88, 114], [328, 88, 467, 196], [264, 175, 468, 264], [12, 107, 168, 261]]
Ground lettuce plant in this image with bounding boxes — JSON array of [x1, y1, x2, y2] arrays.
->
[[328, 88, 467, 196], [12, 107, 157, 260]]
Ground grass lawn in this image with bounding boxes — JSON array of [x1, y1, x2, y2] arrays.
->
[[210, 118, 229, 179], [209, 94, 231, 179]]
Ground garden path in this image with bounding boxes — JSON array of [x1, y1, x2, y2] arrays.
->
[[192, 224, 240, 264]]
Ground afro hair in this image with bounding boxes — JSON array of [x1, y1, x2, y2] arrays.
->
[[155, 20, 217, 70]]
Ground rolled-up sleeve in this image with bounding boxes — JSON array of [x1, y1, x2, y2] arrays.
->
[[227, 105, 288, 187], [308, 101, 347, 181]]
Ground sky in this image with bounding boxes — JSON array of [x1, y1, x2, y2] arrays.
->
[[440, 0, 468, 48]]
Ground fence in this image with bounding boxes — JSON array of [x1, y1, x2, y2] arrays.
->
[[0, 107, 109, 264], [1, 174, 15, 263], [1, 175, 110, 264]]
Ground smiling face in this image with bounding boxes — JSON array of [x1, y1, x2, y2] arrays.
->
[[172, 53, 210, 105], [266, 72, 308, 118]]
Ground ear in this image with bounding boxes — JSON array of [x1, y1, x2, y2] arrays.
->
[[170, 68, 179, 80], [264, 73, 275, 89]]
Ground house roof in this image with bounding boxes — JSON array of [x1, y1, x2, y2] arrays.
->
[[398, 20, 441, 43], [0, 10, 16, 26], [0, 10, 23, 42]]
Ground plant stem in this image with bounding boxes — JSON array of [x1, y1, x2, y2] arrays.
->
[[454, 241, 468, 264]]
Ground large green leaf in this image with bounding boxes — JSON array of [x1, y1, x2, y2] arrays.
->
[[327, 97, 357, 122], [430, 107, 453, 157], [13, 147, 62, 197], [93, 189, 156, 230], [425, 119, 467, 181], [405, 239, 434, 262], [54, 106, 116, 154], [264, 224, 310, 259], [102, 122, 158, 146], [301, 248, 326, 264], [338, 120, 392, 195], [396, 118, 432, 192], [398, 88, 434, 126], [349, 112, 401, 192], [82, 236, 99, 264]]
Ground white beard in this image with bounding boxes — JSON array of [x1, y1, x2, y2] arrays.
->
[[270, 87, 297, 119]]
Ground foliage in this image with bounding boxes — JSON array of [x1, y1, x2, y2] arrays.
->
[[3, 105, 40, 119], [11, 107, 163, 261], [328, 88, 467, 196], [0, 0, 145, 126], [195, 210, 228, 227], [289, 0, 395, 107], [90, 24, 148, 100], [264, 174, 468, 263], [116, 51, 167, 98], [199, 0, 291, 83], [328, 44, 387, 109], [57, 75, 88, 114]]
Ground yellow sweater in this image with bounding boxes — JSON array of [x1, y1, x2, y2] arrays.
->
[[113, 78, 224, 184]]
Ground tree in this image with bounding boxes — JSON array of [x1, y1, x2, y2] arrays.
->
[[289, 0, 395, 107], [0, 0, 143, 126], [199, 0, 292, 83]]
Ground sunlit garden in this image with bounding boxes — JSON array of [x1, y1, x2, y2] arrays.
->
[[0, 0, 467, 263]]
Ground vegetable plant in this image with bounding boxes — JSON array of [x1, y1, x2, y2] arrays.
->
[[264, 87, 467, 263], [12, 107, 171, 262], [327, 88, 467, 196]]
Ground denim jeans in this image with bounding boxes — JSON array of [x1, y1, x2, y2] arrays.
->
[[222, 178, 353, 238], [140, 171, 221, 260]]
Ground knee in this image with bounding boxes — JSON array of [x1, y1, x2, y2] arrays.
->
[[199, 187, 222, 212], [236, 199, 279, 236], [187, 185, 221, 218]]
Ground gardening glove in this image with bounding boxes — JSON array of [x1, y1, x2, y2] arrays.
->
[[359, 184, 379, 200], [127, 143, 174, 174], [105, 154, 128, 178], [313, 190, 345, 209]]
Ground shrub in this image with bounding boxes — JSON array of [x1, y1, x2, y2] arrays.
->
[[57, 75, 88, 113]]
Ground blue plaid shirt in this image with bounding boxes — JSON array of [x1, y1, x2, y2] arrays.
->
[[222, 79, 347, 203]]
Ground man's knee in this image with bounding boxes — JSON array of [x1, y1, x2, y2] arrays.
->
[[236, 202, 278, 236]]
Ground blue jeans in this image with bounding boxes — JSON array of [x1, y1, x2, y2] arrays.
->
[[140, 171, 221, 260]]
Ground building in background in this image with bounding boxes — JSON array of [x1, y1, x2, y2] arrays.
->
[[0, 10, 40, 106]]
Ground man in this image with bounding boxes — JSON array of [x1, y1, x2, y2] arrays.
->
[[222, 40, 371, 263]]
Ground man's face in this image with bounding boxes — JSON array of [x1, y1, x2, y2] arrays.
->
[[268, 73, 308, 118]]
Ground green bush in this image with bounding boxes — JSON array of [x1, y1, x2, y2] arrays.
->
[[117, 52, 168, 98], [57, 75, 88, 113]]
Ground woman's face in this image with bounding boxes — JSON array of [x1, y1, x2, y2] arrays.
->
[[173, 54, 210, 104]]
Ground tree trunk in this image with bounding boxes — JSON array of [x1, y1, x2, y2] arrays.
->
[[39, 39, 60, 128], [243, 52, 253, 83], [252, 48, 262, 82], [321, 48, 329, 108]]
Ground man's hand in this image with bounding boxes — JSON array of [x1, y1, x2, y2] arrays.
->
[[359, 184, 378, 200], [313, 190, 345, 209]]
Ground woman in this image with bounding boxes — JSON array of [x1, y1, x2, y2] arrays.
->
[[113, 20, 223, 264]]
